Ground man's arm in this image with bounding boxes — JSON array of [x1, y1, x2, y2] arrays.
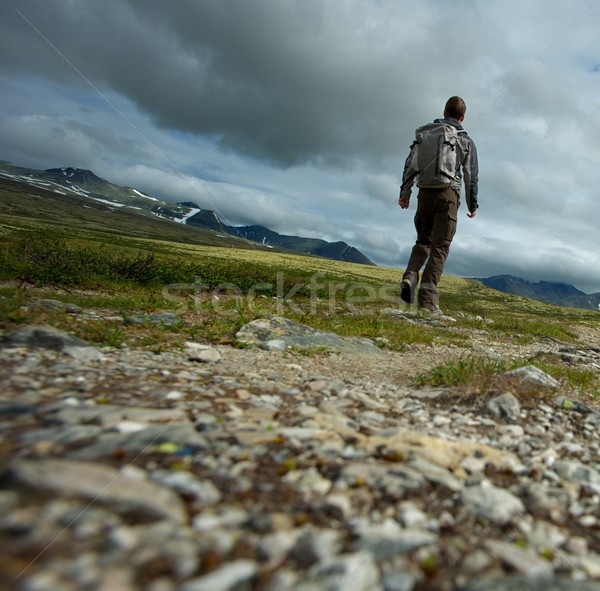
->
[[398, 141, 417, 207], [462, 137, 479, 216]]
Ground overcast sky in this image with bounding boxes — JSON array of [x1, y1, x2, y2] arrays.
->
[[1, 0, 599, 293]]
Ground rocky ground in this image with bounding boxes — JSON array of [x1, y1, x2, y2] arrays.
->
[[1, 299, 600, 590]]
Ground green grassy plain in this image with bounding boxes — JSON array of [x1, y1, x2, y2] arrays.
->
[[1, 220, 597, 343], [1, 177, 599, 398]]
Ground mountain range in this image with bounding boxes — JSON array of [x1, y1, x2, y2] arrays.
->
[[0, 161, 373, 266], [476, 274, 600, 311]]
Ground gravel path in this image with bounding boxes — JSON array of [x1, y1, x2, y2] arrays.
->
[[1, 303, 600, 591]]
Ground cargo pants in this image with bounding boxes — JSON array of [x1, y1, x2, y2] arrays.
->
[[402, 187, 459, 310]]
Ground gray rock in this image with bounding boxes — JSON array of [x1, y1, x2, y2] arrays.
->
[[186, 343, 222, 363], [503, 366, 560, 389], [291, 525, 342, 568], [128, 521, 200, 580], [150, 470, 222, 505], [407, 456, 463, 492], [518, 483, 570, 522], [525, 521, 567, 555], [236, 316, 384, 355], [553, 395, 594, 415], [179, 559, 259, 591], [63, 346, 106, 362], [484, 539, 553, 579], [0, 490, 19, 513], [407, 387, 449, 400], [321, 493, 353, 521], [353, 519, 437, 560], [264, 570, 299, 591], [9, 459, 186, 523], [189, 347, 221, 363], [486, 393, 521, 420], [263, 339, 287, 352], [192, 507, 248, 532], [397, 502, 429, 529], [553, 460, 600, 491], [380, 308, 456, 324], [382, 572, 417, 591], [25, 299, 84, 314], [0, 325, 88, 350], [18, 425, 102, 446], [283, 467, 332, 496], [67, 424, 208, 459], [297, 551, 383, 591], [459, 576, 600, 590], [584, 413, 600, 428], [579, 554, 600, 579], [559, 347, 600, 367], [460, 483, 525, 525], [340, 463, 426, 498], [48, 404, 187, 428], [564, 536, 588, 556], [259, 529, 303, 564], [497, 424, 525, 446], [0, 400, 38, 417], [128, 312, 182, 327], [460, 549, 494, 575]]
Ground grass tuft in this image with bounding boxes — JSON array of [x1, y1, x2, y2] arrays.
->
[[414, 355, 511, 390]]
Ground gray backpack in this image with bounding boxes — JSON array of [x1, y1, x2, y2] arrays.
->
[[411, 121, 465, 188]]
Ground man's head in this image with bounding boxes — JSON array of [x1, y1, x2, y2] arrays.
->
[[444, 96, 467, 122]]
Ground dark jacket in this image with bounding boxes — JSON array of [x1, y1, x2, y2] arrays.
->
[[400, 117, 479, 212]]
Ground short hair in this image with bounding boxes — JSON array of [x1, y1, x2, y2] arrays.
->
[[444, 96, 467, 120]]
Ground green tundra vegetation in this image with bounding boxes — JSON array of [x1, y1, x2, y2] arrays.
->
[[0, 216, 599, 398]]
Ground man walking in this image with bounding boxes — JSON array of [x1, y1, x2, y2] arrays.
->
[[398, 96, 479, 312]]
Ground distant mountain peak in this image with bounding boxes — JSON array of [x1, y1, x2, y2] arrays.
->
[[178, 201, 202, 209], [225, 223, 375, 265], [44, 167, 104, 183], [186, 209, 227, 231], [476, 274, 599, 310]]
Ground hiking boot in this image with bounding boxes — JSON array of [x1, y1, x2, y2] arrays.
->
[[400, 280, 414, 304], [419, 305, 444, 316]]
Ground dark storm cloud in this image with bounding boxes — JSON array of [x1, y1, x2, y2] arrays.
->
[[0, 0, 487, 167]]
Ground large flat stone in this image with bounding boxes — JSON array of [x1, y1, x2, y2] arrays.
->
[[1, 325, 89, 350], [236, 316, 384, 355], [9, 459, 187, 523]]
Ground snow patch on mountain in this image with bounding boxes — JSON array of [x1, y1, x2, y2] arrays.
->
[[89, 197, 126, 208], [173, 208, 202, 224], [132, 188, 158, 201]]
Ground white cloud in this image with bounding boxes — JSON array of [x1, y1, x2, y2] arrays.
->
[[362, 174, 400, 205]]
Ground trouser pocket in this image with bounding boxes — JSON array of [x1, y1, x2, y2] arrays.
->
[[432, 197, 457, 246], [445, 212, 457, 243]]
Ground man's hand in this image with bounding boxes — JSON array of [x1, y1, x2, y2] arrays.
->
[[467, 210, 477, 219], [399, 196, 410, 209]]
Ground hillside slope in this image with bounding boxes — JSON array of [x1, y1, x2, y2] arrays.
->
[[0, 161, 374, 266]]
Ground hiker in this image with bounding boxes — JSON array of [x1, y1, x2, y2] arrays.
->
[[398, 96, 479, 313]]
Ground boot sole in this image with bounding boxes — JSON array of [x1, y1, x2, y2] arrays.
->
[[400, 281, 413, 304]]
